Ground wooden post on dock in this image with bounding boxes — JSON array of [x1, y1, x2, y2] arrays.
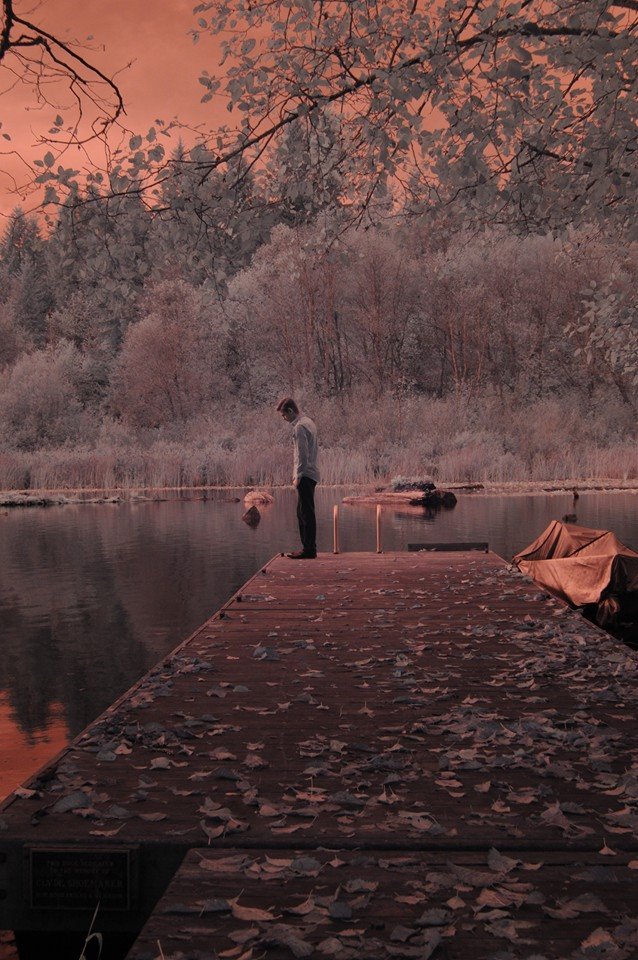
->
[[333, 504, 340, 554], [376, 504, 382, 553]]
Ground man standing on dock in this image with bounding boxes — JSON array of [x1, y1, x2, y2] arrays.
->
[[277, 397, 319, 559]]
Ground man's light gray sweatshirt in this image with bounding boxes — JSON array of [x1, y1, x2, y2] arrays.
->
[[292, 415, 319, 483]]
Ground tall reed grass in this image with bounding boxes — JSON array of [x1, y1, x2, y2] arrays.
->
[[0, 391, 635, 491]]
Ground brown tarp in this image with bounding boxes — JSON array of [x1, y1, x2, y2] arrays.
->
[[513, 520, 638, 608]]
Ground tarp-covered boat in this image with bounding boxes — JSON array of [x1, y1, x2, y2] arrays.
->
[[513, 521, 638, 640]]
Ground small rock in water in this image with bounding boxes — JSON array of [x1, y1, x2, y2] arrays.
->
[[242, 505, 261, 527]]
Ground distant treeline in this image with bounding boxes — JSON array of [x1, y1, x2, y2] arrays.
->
[[0, 196, 636, 488]]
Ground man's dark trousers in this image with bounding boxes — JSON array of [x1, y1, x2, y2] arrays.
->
[[296, 477, 317, 555]]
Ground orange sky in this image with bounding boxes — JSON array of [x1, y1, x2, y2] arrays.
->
[[1, 0, 227, 212]]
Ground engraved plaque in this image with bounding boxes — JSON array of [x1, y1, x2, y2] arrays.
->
[[29, 846, 137, 911]]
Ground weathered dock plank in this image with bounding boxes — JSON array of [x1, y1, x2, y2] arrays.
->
[[0, 551, 637, 954], [128, 848, 638, 960]]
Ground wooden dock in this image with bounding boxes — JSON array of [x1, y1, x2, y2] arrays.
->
[[1, 551, 638, 959]]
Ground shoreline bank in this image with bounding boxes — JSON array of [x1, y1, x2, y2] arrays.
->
[[1, 478, 638, 508]]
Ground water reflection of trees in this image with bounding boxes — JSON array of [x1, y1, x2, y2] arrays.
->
[[0, 502, 262, 739], [0, 598, 60, 738], [0, 510, 172, 737], [2, 494, 636, 745], [0, 519, 148, 737]]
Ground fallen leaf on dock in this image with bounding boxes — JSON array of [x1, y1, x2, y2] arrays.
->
[[89, 826, 123, 837], [599, 842, 617, 856], [149, 757, 172, 770], [230, 900, 277, 922], [285, 896, 316, 916]]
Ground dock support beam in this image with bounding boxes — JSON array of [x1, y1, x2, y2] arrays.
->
[[376, 504, 382, 553], [333, 504, 340, 554]]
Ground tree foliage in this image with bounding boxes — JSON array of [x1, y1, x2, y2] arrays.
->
[[0, 196, 635, 468], [0, 341, 92, 450], [192, 0, 637, 234], [266, 111, 354, 226], [570, 274, 638, 407], [151, 145, 269, 288], [110, 279, 229, 428], [225, 221, 637, 406]]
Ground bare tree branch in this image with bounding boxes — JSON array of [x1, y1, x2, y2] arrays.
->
[[0, 0, 125, 153]]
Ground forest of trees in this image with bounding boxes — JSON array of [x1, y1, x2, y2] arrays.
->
[[0, 1, 636, 490], [0, 160, 636, 489]]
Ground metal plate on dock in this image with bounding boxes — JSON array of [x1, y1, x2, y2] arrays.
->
[[28, 845, 138, 911]]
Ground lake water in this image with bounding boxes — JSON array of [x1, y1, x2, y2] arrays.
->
[[1, 487, 637, 797]]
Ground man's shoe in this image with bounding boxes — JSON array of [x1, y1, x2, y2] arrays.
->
[[286, 550, 317, 559]]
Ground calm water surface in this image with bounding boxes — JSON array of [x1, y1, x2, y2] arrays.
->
[[1, 488, 636, 795]]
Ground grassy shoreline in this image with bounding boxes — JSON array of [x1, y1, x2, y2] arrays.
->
[[1, 478, 638, 506]]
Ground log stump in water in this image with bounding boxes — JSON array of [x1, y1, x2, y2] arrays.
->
[[242, 505, 261, 526]]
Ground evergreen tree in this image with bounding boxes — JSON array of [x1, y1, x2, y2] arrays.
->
[[150, 144, 272, 290], [9, 255, 55, 346], [267, 111, 350, 227], [0, 209, 53, 345], [45, 182, 152, 348], [0, 208, 41, 279]]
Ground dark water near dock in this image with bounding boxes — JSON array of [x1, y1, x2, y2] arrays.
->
[[0, 487, 636, 796]]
